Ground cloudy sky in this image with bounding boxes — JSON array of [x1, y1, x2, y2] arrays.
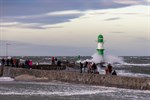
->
[[0, 0, 149, 56]]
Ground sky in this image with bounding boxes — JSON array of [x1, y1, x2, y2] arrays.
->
[[0, 0, 150, 56]]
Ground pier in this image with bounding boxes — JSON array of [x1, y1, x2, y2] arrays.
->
[[0, 66, 150, 90]]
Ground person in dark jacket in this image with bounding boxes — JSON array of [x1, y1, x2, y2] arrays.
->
[[51, 57, 55, 65], [80, 62, 83, 73], [112, 70, 117, 75], [10, 58, 14, 67], [92, 62, 97, 73], [107, 64, 112, 74], [83, 61, 88, 72], [6, 58, 10, 66], [1, 58, 5, 66], [57, 60, 61, 66], [16, 59, 20, 68]]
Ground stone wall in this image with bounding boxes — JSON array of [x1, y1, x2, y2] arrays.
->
[[32, 64, 66, 70], [0, 67, 3, 77], [1, 67, 150, 90]]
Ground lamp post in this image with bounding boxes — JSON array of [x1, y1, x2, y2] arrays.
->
[[6, 43, 11, 58], [0, 28, 2, 57]]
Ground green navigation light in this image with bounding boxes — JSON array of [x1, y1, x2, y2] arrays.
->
[[98, 34, 103, 43]]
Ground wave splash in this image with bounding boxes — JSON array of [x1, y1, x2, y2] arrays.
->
[[78, 53, 124, 64]]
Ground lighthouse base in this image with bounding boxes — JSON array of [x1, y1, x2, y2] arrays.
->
[[97, 49, 104, 55]]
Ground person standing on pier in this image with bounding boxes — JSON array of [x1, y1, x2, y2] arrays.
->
[[83, 61, 88, 72], [108, 64, 112, 74], [51, 57, 55, 65], [80, 62, 83, 73], [1, 58, 5, 66], [91, 62, 97, 73], [6, 58, 10, 66]]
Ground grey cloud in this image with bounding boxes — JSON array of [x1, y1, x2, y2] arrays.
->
[[122, 13, 149, 17], [0, 0, 129, 16], [16, 14, 82, 24], [0, 22, 45, 29], [0, 22, 63, 29], [19, 25, 45, 30], [1, 10, 83, 29], [1, 0, 148, 17], [42, 26, 63, 29], [0, 0, 148, 29], [104, 17, 121, 21], [113, 0, 148, 5], [86, 12, 148, 17], [86, 12, 108, 16], [10, 10, 84, 19]]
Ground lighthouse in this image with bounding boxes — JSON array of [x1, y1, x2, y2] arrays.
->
[[97, 34, 104, 61]]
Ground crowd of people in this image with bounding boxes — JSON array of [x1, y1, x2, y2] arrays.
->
[[1, 58, 21, 67], [80, 61, 97, 74], [0, 57, 62, 69], [51, 57, 62, 66], [79, 61, 117, 75], [0, 57, 33, 69], [105, 63, 117, 75]]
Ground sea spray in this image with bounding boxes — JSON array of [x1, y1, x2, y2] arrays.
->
[[76, 53, 124, 64], [76, 53, 124, 74], [105, 55, 124, 64], [91, 53, 103, 63], [76, 53, 103, 64]]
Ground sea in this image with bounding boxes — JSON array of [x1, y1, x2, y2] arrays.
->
[[0, 56, 150, 100]]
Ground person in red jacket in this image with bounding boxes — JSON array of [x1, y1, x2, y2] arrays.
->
[[51, 57, 55, 65], [107, 64, 112, 74], [29, 60, 33, 69]]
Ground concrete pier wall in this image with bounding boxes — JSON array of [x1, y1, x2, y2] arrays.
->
[[0, 67, 3, 77], [1, 67, 150, 90]]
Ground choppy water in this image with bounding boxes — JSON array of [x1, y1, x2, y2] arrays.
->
[[94, 56, 150, 78], [113, 56, 150, 78], [0, 80, 150, 100]]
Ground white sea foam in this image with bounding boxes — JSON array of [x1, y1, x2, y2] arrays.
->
[[95, 68, 150, 78], [117, 70, 150, 78], [0, 83, 150, 98], [0, 77, 14, 81], [0, 81, 150, 100], [118, 63, 150, 67], [105, 55, 124, 64], [0, 88, 115, 96]]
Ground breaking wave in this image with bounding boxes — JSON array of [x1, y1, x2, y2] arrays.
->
[[117, 70, 150, 78], [77, 53, 124, 64], [117, 63, 150, 67]]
